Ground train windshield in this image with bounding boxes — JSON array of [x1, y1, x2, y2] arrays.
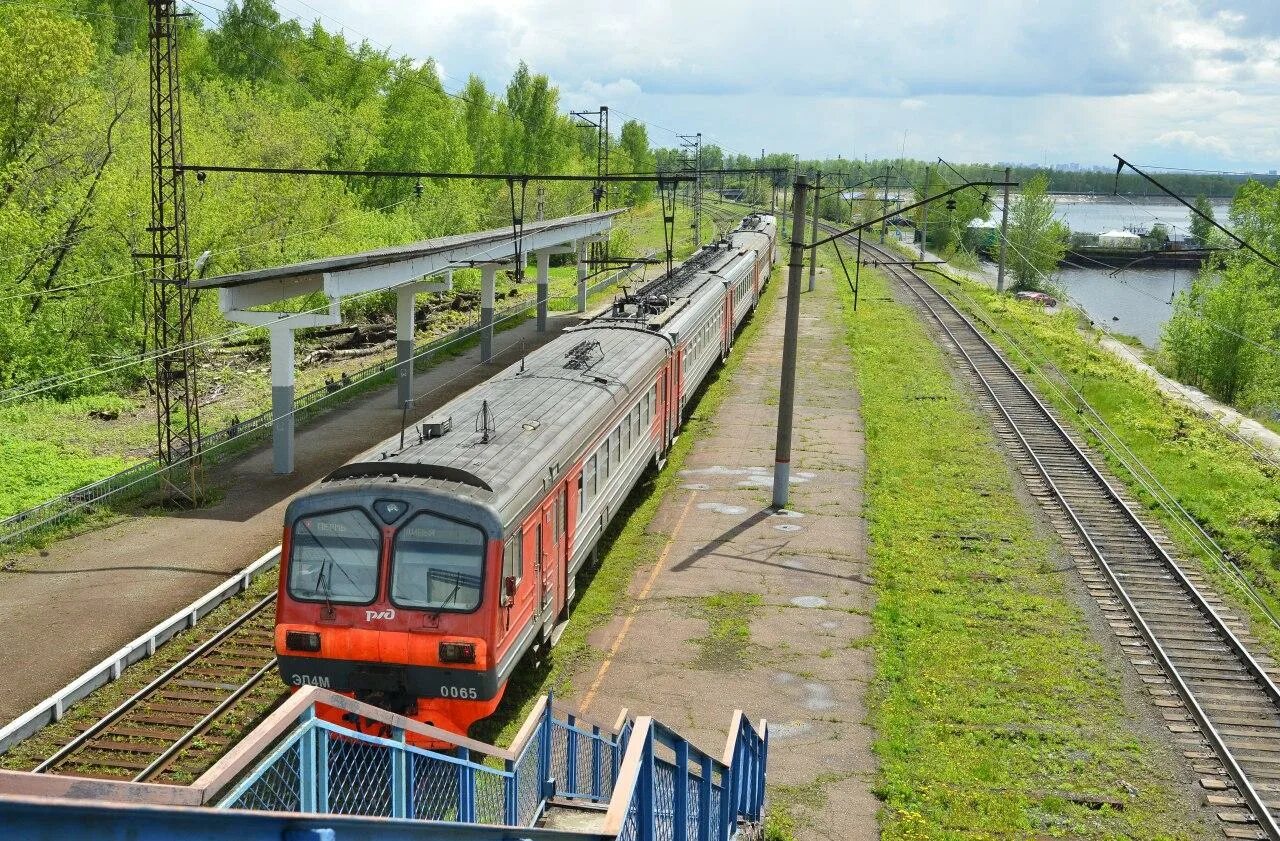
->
[[289, 509, 381, 604], [391, 512, 485, 612]]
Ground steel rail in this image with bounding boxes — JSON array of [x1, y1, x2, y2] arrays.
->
[[830, 224, 1280, 837], [35, 592, 277, 776], [133, 660, 277, 782]]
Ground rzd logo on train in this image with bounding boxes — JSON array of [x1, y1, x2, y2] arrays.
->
[[365, 608, 396, 622]]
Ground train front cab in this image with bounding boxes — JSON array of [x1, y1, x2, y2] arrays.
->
[[275, 486, 513, 746]]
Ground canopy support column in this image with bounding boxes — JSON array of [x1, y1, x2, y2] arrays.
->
[[576, 241, 588, 313], [536, 250, 551, 331], [269, 325, 295, 475], [222, 300, 341, 475], [394, 272, 453, 407]]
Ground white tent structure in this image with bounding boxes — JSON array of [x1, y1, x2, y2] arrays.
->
[[1098, 229, 1142, 249]]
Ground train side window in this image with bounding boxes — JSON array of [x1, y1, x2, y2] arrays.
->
[[588, 453, 598, 497], [577, 472, 585, 515], [602, 441, 611, 479], [613, 427, 622, 463], [624, 415, 631, 451], [503, 533, 523, 586]]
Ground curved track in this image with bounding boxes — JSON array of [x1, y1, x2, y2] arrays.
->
[[34, 594, 278, 782], [833, 226, 1280, 838]]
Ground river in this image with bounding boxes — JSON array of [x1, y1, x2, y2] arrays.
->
[[1048, 196, 1230, 348]]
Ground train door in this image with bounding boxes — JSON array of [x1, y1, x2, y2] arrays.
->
[[674, 347, 684, 423], [539, 494, 562, 621], [556, 486, 568, 614], [534, 518, 549, 621]]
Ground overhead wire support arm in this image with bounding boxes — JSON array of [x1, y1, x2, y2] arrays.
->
[[1113, 154, 1280, 269], [810, 181, 1016, 250], [175, 163, 693, 184], [507, 177, 528, 284]]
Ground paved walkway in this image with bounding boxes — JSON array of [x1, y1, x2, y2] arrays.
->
[[0, 316, 574, 722], [567, 275, 877, 839]]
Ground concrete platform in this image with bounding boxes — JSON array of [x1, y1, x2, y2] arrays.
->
[[565, 274, 878, 839], [0, 315, 574, 723]]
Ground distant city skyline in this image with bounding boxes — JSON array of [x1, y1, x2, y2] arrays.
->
[[227, 0, 1280, 172]]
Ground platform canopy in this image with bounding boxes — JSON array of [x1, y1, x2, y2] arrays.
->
[[192, 209, 624, 475], [192, 209, 625, 309]]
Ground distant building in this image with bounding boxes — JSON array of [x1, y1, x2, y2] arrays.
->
[[1098, 229, 1143, 249]]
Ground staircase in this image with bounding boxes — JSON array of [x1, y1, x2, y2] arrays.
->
[[0, 687, 768, 841]]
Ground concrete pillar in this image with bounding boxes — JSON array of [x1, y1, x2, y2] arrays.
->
[[576, 241, 588, 313], [396, 285, 415, 407], [481, 264, 496, 363], [536, 250, 551, 331], [269, 325, 295, 474]]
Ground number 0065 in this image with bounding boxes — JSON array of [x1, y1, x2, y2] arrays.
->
[[440, 686, 478, 699]]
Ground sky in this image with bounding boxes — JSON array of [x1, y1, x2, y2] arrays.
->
[[255, 0, 1280, 172]]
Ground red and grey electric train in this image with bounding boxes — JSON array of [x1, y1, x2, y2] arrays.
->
[[274, 214, 777, 740]]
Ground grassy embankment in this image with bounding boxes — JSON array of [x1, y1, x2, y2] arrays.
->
[[842, 255, 1211, 838], [923, 268, 1280, 659], [0, 201, 720, 532]]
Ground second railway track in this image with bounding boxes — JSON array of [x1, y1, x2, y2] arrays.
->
[[34, 593, 280, 783], [829, 224, 1280, 838]]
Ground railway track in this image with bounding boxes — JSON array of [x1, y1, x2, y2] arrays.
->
[[34, 593, 279, 782], [831, 225, 1280, 838]]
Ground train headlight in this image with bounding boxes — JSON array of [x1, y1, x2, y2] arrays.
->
[[439, 641, 476, 664], [286, 631, 322, 652]]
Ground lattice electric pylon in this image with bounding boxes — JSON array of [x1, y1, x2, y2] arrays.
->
[[147, 0, 202, 500], [677, 133, 702, 248], [570, 106, 610, 270]]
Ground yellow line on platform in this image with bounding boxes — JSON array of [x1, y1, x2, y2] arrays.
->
[[580, 490, 698, 713]]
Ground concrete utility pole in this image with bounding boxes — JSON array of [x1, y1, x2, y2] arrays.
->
[[920, 165, 930, 259], [772, 175, 809, 510], [880, 172, 889, 244], [996, 165, 1011, 293], [808, 170, 821, 292]]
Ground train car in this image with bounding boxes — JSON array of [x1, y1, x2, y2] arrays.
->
[[273, 214, 775, 743]]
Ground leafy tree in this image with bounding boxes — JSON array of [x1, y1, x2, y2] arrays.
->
[[1162, 180, 1280, 408], [208, 0, 300, 83], [502, 62, 565, 173], [1190, 195, 1216, 248], [1006, 173, 1068, 291], [618, 120, 653, 205], [1148, 222, 1170, 248], [461, 75, 499, 174]]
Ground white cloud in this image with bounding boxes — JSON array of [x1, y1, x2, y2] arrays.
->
[[1154, 129, 1236, 157], [262, 0, 1280, 170]]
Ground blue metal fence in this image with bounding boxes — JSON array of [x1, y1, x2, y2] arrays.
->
[[610, 712, 766, 841], [0, 687, 766, 840], [220, 699, 629, 828]]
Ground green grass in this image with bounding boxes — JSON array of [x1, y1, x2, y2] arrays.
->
[[687, 592, 762, 671], [927, 275, 1280, 659], [472, 262, 782, 747], [842, 259, 1210, 839]]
